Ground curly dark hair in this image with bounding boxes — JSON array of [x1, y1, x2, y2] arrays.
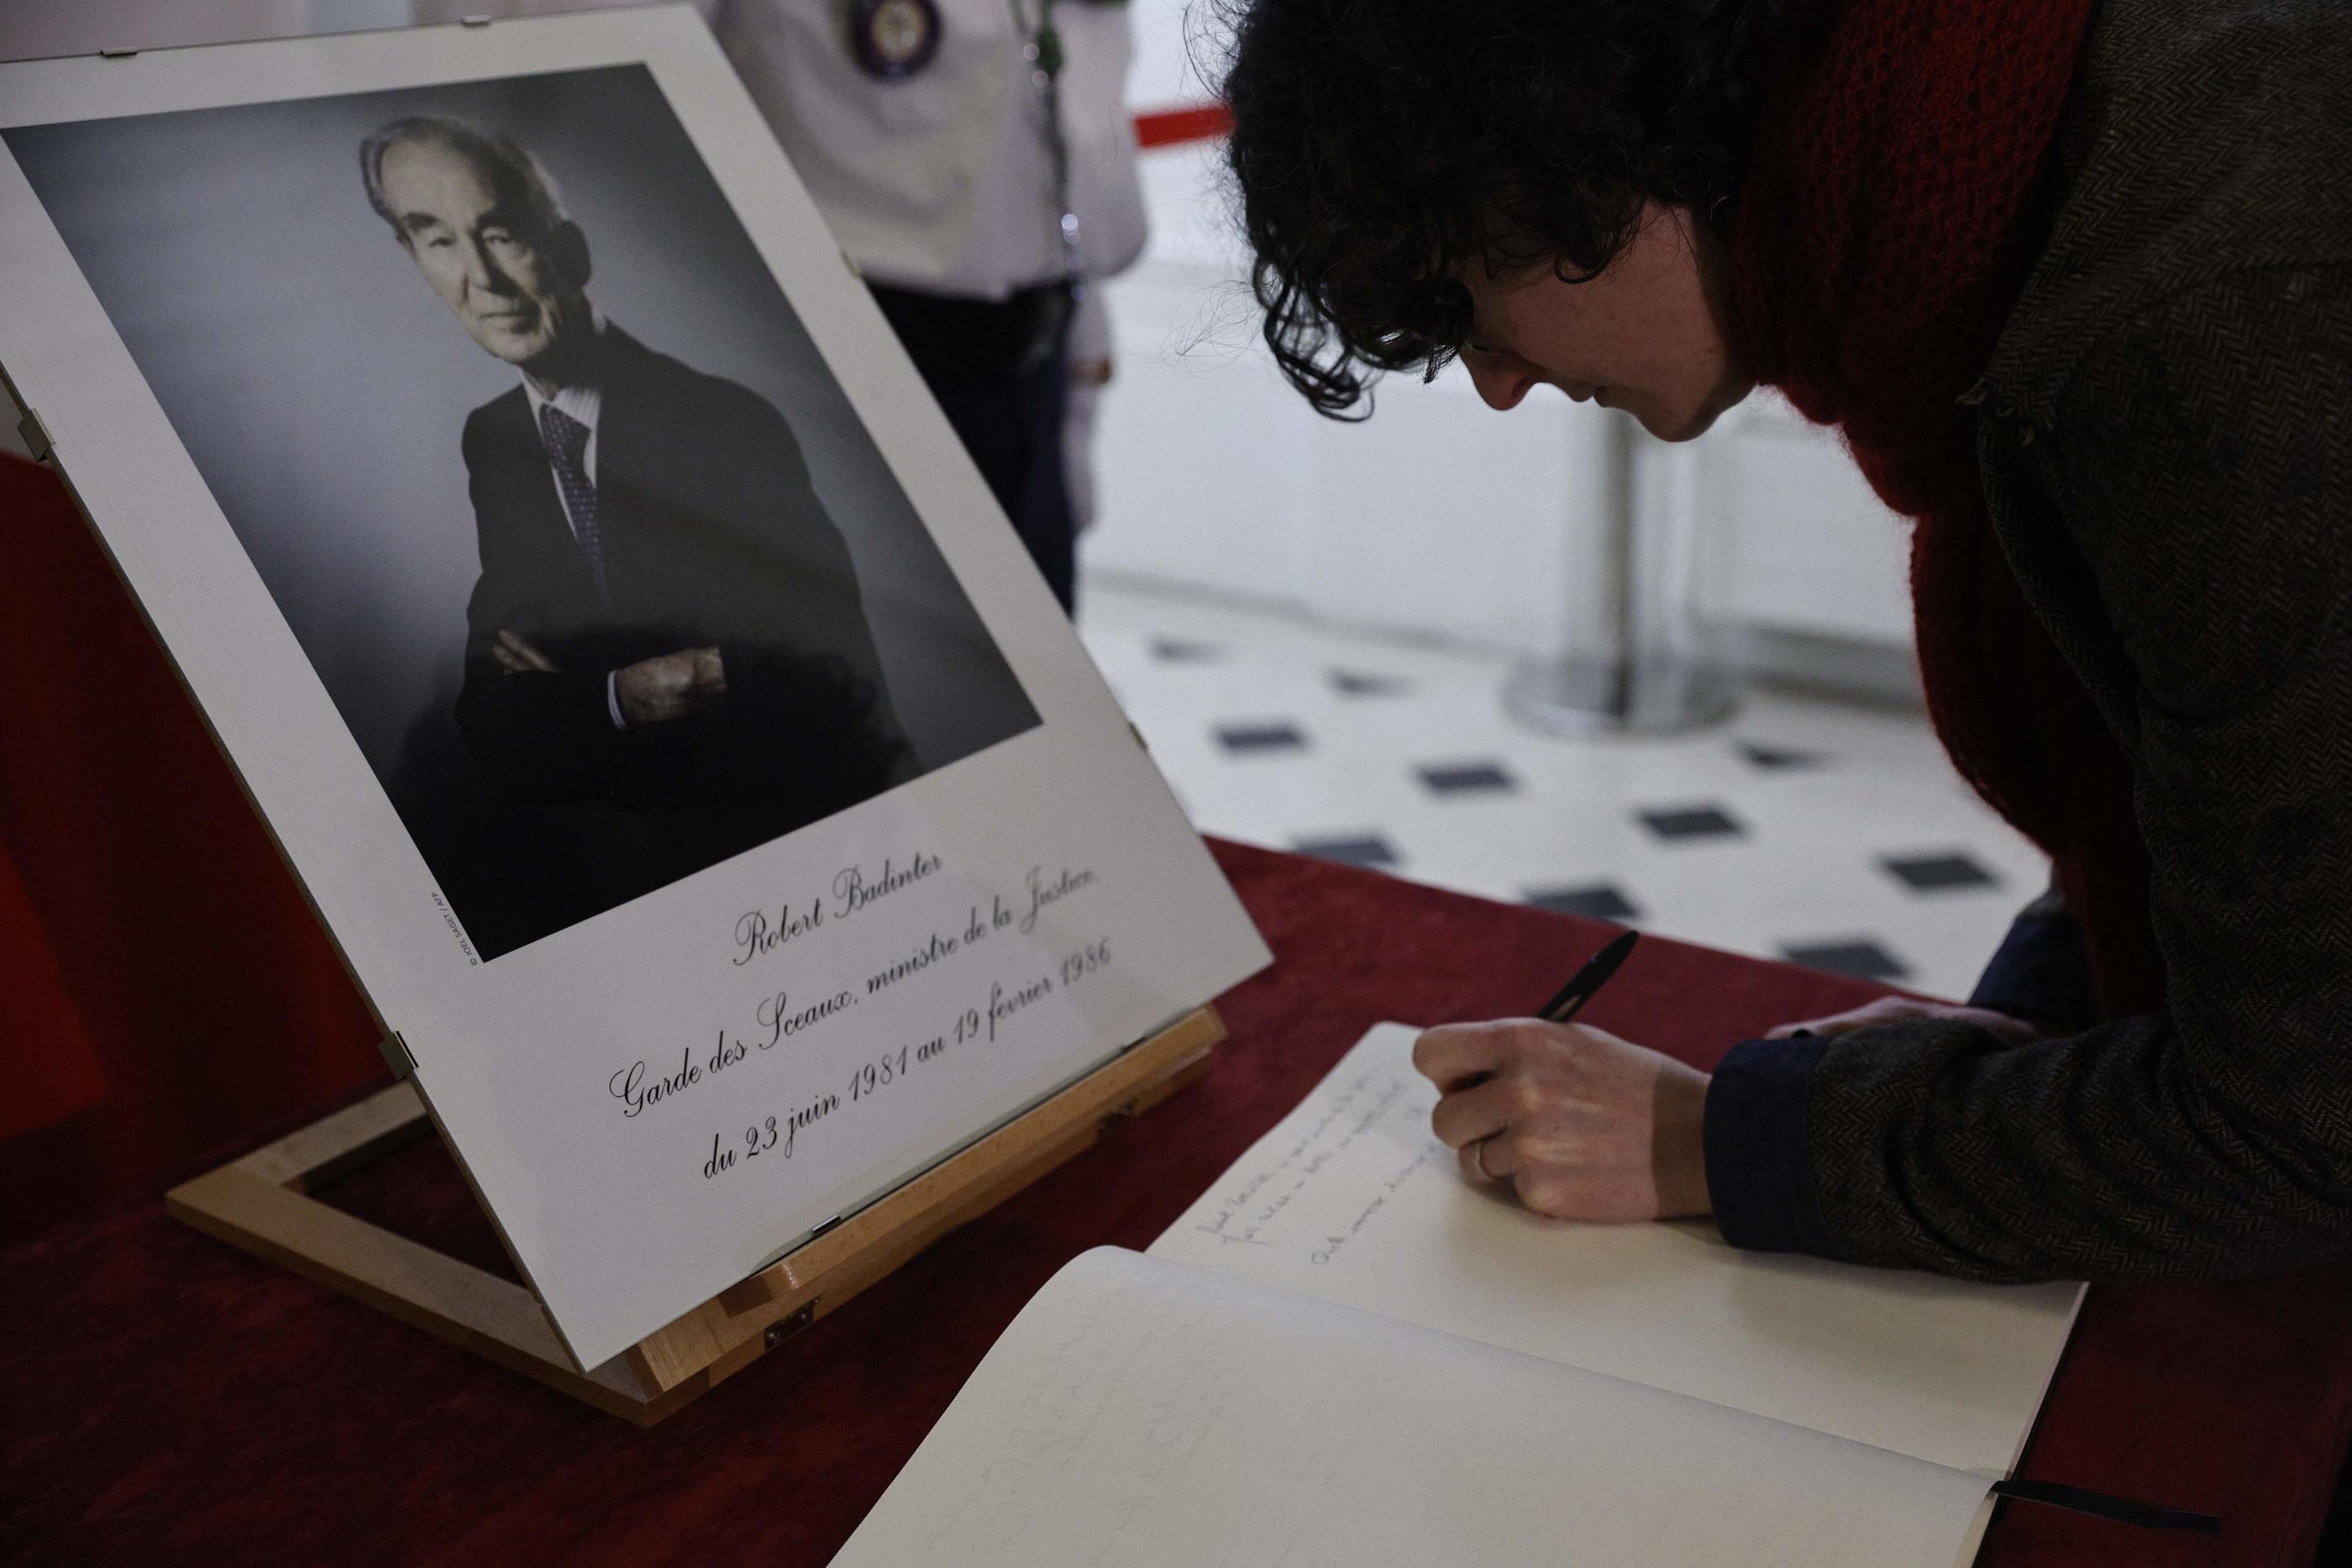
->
[[1218, 0, 1802, 416]]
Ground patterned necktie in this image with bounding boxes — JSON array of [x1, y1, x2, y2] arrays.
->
[[538, 402, 609, 603]]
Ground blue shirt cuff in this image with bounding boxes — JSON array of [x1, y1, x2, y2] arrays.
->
[[1966, 906, 2099, 1035], [1704, 1035, 1846, 1259]]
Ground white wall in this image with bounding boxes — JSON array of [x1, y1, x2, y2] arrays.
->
[[1097, 0, 1916, 670], [1086, 142, 1617, 659], [1126, 0, 1214, 110], [0, 0, 414, 58], [1085, 136, 1915, 673], [1698, 395, 1915, 646]]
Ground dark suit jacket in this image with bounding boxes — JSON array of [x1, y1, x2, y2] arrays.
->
[[454, 326, 911, 878]]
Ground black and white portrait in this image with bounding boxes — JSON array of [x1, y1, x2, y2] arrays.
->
[[7, 66, 1039, 960]]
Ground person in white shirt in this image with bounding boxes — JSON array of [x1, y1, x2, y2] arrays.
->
[[700, 0, 1147, 609]]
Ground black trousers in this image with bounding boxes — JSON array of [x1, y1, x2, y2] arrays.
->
[[870, 282, 1076, 612]]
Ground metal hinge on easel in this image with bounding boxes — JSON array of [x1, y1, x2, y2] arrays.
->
[[376, 1030, 417, 1081], [17, 406, 54, 462]]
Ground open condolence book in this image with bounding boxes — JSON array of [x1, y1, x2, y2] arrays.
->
[[830, 1025, 2087, 1566]]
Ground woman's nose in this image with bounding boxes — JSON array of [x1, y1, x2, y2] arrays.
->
[[1463, 351, 1536, 412]]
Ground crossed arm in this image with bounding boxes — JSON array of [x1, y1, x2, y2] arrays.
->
[[488, 630, 726, 728]]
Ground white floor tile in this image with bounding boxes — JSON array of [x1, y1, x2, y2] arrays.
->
[[1079, 579, 2046, 1006]]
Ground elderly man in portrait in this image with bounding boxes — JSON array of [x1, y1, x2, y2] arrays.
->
[[361, 115, 911, 888]]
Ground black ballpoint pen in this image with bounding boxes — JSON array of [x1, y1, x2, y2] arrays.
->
[[1535, 928, 1640, 1024], [1452, 931, 1643, 1099]]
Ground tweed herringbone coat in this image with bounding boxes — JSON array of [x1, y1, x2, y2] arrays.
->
[[1793, 0, 2352, 1281]]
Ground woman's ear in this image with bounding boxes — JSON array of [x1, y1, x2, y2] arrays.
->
[[550, 221, 592, 289]]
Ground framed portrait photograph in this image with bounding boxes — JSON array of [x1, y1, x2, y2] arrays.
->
[[0, 5, 1268, 1368]]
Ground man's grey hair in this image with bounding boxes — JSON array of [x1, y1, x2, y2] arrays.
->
[[360, 114, 570, 239]]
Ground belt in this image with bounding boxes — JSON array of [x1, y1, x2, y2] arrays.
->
[[869, 280, 1074, 379]]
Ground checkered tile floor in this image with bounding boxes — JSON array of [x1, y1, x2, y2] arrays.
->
[[1078, 579, 2051, 1004]]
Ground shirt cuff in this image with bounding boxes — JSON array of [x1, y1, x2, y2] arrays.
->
[[1966, 900, 2099, 1035], [606, 670, 627, 730], [1704, 1035, 1846, 1259]]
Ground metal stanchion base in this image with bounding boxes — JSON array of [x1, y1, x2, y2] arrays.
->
[[1503, 653, 1742, 737]]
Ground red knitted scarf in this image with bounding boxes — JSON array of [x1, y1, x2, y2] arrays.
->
[[1727, 0, 2166, 1016]]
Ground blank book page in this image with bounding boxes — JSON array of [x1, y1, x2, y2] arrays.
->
[[828, 1247, 1992, 1568]]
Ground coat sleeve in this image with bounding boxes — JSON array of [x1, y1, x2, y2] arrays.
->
[[1708, 266, 2352, 1282], [706, 391, 915, 784]]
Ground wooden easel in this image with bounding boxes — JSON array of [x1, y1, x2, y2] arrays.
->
[[166, 1005, 1225, 1425]]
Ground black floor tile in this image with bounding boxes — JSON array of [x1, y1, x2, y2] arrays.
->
[[1418, 761, 1516, 796], [1880, 852, 2000, 893], [1737, 741, 1826, 769], [1215, 721, 1308, 755], [1525, 884, 1641, 922], [1780, 939, 1910, 983], [1330, 669, 1410, 697], [1636, 804, 1746, 842], [1293, 833, 1399, 869]]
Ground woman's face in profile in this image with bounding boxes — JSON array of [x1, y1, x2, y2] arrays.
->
[[1454, 202, 1753, 442]]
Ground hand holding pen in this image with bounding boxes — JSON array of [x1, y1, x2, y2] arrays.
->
[[1410, 928, 1716, 1223]]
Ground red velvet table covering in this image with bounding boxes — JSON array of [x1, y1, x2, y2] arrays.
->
[[4, 453, 2350, 1565], [3, 840, 2349, 1564]]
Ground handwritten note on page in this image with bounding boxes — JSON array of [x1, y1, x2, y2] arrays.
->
[[827, 1248, 1993, 1568], [1148, 1024, 2082, 1477]]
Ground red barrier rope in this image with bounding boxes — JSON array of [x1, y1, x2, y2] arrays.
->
[[1133, 102, 1232, 149]]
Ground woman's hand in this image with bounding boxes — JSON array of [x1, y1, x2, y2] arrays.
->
[[1763, 995, 2043, 1044], [1412, 1020, 1712, 1222]]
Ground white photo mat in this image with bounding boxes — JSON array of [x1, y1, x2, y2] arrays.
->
[[0, 5, 1269, 1369]]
